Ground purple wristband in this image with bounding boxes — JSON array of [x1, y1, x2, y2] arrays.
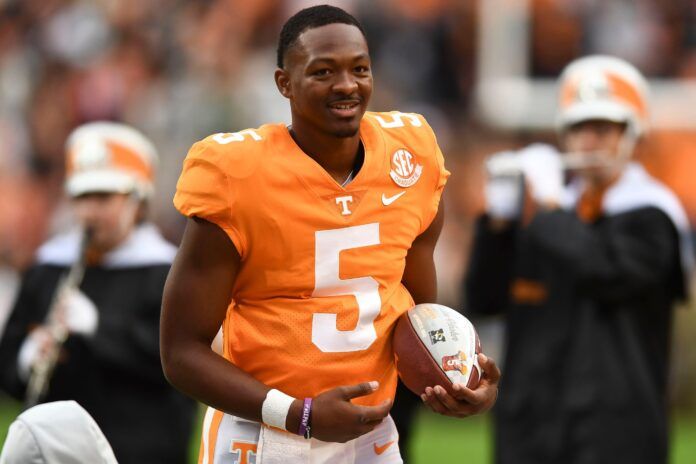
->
[[298, 397, 312, 439]]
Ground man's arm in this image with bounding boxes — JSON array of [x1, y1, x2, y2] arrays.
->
[[401, 205, 501, 418], [160, 217, 268, 420], [401, 201, 446, 304], [160, 217, 391, 442]]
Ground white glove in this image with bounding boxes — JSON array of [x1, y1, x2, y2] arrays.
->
[[60, 288, 98, 337], [16, 289, 98, 381], [518, 143, 564, 205], [17, 328, 53, 381], [484, 151, 524, 219]]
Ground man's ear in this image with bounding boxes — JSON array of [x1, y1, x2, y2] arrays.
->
[[275, 68, 291, 99]]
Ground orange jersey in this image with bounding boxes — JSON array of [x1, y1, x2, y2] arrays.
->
[[174, 111, 449, 406]]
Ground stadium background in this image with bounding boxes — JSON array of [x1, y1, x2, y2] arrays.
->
[[0, 0, 694, 461]]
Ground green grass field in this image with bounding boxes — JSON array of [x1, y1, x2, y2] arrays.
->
[[1, 396, 694, 463]]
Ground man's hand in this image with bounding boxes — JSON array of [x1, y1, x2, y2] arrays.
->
[[303, 381, 392, 443], [56, 288, 98, 336], [518, 143, 564, 206], [484, 150, 524, 221], [421, 353, 500, 418]]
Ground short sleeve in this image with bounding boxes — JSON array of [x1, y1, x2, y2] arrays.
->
[[434, 143, 450, 194], [419, 125, 450, 234], [173, 141, 246, 256]]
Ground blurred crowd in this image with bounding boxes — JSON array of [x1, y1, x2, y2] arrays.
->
[[0, 0, 468, 271], [0, 0, 695, 369], [0, 0, 694, 266], [530, 0, 696, 78]]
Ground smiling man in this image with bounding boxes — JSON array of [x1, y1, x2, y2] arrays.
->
[[161, 5, 499, 464]]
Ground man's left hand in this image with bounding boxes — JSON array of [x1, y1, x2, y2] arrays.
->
[[421, 353, 500, 418]]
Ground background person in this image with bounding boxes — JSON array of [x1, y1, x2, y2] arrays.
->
[[0, 122, 196, 464], [465, 55, 694, 464], [0, 400, 118, 464]]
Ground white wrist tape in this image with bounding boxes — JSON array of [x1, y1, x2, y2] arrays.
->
[[261, 389, 295, 431]]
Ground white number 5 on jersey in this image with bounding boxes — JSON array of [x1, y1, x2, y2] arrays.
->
[[312, 224, 381, 352], [374, 112, 422, 129], [212, 129, 262, 144]]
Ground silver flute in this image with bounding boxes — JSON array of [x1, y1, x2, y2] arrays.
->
[[25, 228, 92, 409]]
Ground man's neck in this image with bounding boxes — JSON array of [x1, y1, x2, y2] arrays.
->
[[289, 121, 362, 185], [83, 230, 134, 266], [583, 166, 623, 194]]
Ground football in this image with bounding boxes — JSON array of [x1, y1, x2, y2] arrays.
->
[[393, 303, 482, 396]]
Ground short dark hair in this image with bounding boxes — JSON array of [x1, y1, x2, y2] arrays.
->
[[277, 5, 366, 68]]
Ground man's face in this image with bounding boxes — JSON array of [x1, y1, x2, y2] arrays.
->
[[71, 192, 139, 252], [563, 119, 627, 159], [276, 23, 372, 138], [562, 119, 629, 184]]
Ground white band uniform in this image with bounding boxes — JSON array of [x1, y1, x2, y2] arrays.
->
[[261, 389, 296, 431]]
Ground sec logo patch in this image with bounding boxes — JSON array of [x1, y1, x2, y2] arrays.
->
[[390, 149, 423, 187]]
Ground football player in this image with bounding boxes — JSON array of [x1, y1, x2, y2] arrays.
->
[[161, 5, 500, 464], [466, 56, 693, 463]]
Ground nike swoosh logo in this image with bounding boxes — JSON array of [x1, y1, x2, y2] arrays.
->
[[381, 191, 406, 206], [373, 440, 396, 455]]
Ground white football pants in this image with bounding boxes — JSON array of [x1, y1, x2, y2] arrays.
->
[[198, 407, 403, 464]]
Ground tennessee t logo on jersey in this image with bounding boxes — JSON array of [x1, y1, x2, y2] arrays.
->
[[335, 195, 354, 215], [390, 149, 423, 187]]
